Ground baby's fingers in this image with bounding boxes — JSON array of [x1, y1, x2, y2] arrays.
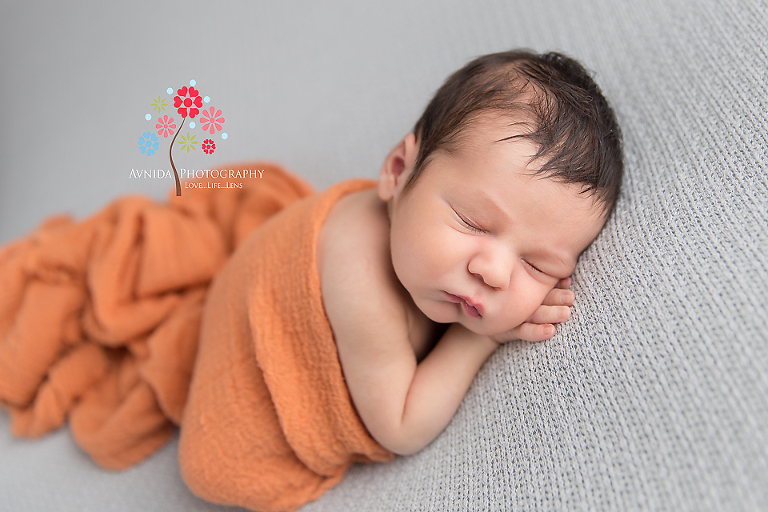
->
[[491, 314, 565, 343], [511, 322, 557, 342], [527, 304, 571, 325], [543, 288, 575, 306]]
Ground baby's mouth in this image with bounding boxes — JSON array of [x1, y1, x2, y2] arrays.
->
[[444, 292, 482, 318]]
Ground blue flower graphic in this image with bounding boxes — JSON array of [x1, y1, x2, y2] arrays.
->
[[139, 131, 159, 156]]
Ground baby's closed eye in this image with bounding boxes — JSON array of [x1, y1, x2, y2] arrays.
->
[[451, 207, 486, 233], [523, 259, 545, 274]]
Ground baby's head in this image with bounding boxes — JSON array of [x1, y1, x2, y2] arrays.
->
[[378, 49, 624, 336]]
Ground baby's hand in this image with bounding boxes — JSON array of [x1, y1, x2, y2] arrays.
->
[[489, 277, 574, 344]]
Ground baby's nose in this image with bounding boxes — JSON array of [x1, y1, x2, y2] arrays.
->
[[468, 250, 512, 290]]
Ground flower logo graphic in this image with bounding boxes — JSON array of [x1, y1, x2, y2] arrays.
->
[[200, 107, 225, 134], [174, 86, 203, 119], [140, 79, 228, 195], [156, 115, 176, 138], [151, 96, 168, 113], [139, 132, 159, 156], [177, 132, 199, 153]]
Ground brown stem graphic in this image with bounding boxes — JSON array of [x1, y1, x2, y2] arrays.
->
[[169, 117, 186, 196]]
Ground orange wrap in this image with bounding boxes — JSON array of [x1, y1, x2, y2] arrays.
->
[[0, 163, 393, 511]]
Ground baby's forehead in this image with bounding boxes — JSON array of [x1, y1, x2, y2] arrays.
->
[[439, 115, 547, 174], [446, 167, 606, 236], [448, 129, 608, 213], [452, 112, 540, 149]]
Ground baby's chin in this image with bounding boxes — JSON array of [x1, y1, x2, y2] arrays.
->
[[461, 321, 519, 338], [417, 298, 522, 337], [415, 298, 464, 324]]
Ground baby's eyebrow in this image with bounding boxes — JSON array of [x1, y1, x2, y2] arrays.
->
[[467, 190, 510, 224]]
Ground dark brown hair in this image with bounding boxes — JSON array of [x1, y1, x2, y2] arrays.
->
[[406, 49, 623, 216]]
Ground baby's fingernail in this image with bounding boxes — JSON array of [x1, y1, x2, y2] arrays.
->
[[561, 292, 574, 305], [544, 325, 555, 336], [560, 307, 571, 320]]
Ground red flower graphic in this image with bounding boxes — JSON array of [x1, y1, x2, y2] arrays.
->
[[200, 107, 225, 134], [174, 86, 203, 119], [156, 114, 176, 138], [202, 138, 216, 155]]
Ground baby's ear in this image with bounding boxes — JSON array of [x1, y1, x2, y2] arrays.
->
[[378, 133, 418, 201]]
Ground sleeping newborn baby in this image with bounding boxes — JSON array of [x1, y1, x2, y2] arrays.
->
[[0, 49, 621, 512], [0, 48, 623, 512], [179, 49, 623, 511], [318, 49, 623, 455]]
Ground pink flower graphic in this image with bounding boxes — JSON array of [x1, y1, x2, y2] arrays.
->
[[202, 139, 216, 155], [173, 86, 203, 119], [156, 115, 176, 138], [200, 107, 225, 134]]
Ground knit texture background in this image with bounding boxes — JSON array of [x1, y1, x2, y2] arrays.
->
[[1, 0, 766, 510]]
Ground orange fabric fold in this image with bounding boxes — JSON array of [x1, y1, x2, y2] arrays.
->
[[0, 162, 390, 510], [178, 176, 394, 512]]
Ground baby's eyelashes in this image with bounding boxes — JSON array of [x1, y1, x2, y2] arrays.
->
[[453, 208, 486, 233]]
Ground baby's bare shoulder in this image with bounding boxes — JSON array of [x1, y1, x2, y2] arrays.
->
[[318, 188, 412, 350], [318, 189, 406, 315]]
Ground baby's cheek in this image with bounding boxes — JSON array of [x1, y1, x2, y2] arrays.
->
[[491, 298, 533, 335], [518, 284, 555, 322], [519, 300, 541, 324]]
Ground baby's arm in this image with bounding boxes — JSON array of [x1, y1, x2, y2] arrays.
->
[[372, 277, 574, 454], [381, 322, 499, 454], [328, 268, 574, 456], [330, 299, 494, 455]]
